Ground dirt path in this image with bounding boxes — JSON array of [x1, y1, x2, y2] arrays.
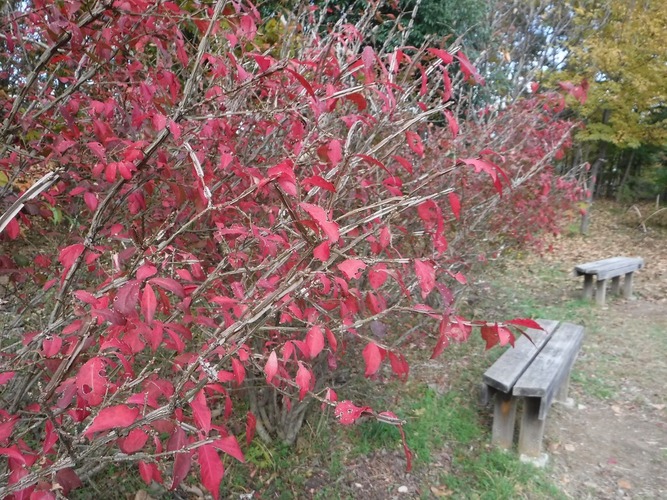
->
[[511, 204, 667, 498]]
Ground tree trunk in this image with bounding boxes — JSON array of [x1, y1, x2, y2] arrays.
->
[[615, 149, 636, 202], [580, 109, 611, 234]]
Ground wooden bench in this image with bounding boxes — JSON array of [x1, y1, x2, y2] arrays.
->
[[481, 320, 584, 462], [574, 256, 643, 306]]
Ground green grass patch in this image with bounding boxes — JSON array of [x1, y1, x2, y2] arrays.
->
[[442, 447, 566, 499], [571, 369, 616, 400]]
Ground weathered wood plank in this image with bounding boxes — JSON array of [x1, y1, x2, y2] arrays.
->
[[482, 319, 559, 393], [513, 322, 584, 420], [574, 257, 629, 274], [574, 257, 643, 280]]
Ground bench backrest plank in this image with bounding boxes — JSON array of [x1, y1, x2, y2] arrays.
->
[[482, 319, 559, 393], [513, 322, 584, 419], [574, 257, 643, 280]]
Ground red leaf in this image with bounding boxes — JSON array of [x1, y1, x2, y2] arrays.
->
[[285, 68, 317, 100], [264, 350, 278, 384], [337, 259, 366, 280], [302, 175, 336, 192], [139, 461, 161, 485], [141, 284, 157, 325], [498, 326, 515, 347], [212, 435, 245, 462], [246, 412, 256, 446], [355, 154, 390, 173], [388, 352, 409, 381], [0, 372, 15, 385], [118, 428, 149, 454], [447, 271, 467, 284], [56, 467, 83, 494], [198, 444, 223, 500], [83, 192, 98, 211], [152, 113, 167, 131], [443, 109, 458, 137], [432, 319, 452, 359], [0, 446, 26, 464], [295, 362, 312, 400], [323, 140, 342, 166], [459, 157, 508, 195], [299, 203, 339, 243], [506, 318, 544, 330], [232, 358, 245, 386], [115, 280, 140, 316], [305, 325, 325, 359], [87, 141, 106, 160], [190, 390, 211, 434], [334, 400, 372, 425], [481, 324, 505, 350], [455, 51, 485, 85], [76, 357, 108, 406], [362, 342, 383, 377], [431, 330, 449, 359], [325, 328, 338, 353], [105, 162, 117, 182], [405, 131, 424, 157], [149, 277, 185, 298], [368, 265, 388, 290], [313, 241, 330, 261], [58, 244, 85, 271], [443, 70, 453, 101], [42, 336, 62, 358], [448, 192, 461, 220], [414, 260, 435, 299], [168, 427, 192, 490], [391, 155, 413, 174], [136, 263, 158, 281], [427, 47, 454, 64], [0, 418, 17, 443], [361, 45, 375, 76], [3, 217, 20, 239], [84, 405, 139, 439], [396, 423, 413, 472], [345, 93, 367, 111]]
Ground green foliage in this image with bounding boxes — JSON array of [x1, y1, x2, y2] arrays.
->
[[398, 0, 491, 49]]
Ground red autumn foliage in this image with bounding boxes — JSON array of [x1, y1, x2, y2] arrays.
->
[[0, 1, 583, 497]]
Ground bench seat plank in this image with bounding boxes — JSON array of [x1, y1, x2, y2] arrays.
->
[[482, 319, 559, 393], [513, 322, 585, 420], [574, 257, 643, 280]]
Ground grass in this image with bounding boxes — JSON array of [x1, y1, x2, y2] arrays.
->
[[571, 369, 616, 400]]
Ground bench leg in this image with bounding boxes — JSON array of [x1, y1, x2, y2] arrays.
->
[[595, 279, 607, 306], [582, 275, 594, 300], [610, 276, 621, 295], [492, 391, 517, 450], [518, 397, 546, 457], [555, 360, 578, 409], [623, 271, 634, 299]]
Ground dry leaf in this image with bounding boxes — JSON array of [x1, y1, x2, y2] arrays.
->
[[618, 479, 633, 490], [430, 485, 453, 497]]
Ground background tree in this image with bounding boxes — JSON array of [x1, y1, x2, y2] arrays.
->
[[554, 0, 667, 229]]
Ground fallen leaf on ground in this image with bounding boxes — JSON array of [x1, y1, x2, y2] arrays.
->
[[618, 479, 633, 490]]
